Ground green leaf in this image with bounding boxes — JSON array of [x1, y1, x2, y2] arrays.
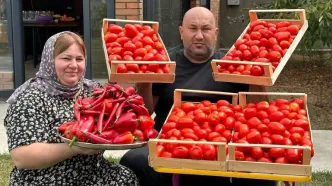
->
[[319, 15, 324, 22], [326, 13, 332, 20]]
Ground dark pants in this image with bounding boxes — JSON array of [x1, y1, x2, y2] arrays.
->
[[120, 146, 278, 186]]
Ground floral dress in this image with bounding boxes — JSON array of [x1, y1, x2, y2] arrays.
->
[[4, 86, 139, 186]]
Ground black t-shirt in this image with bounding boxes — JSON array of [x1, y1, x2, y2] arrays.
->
[[152, 49, 249, 131]]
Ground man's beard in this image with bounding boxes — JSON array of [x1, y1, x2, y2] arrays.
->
[[185, 43, 215, 61]]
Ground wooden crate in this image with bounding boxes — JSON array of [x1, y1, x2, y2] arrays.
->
[[227, 92, 313, 176], [211, 9, 308, 86], [148, 89, 239, 171], [101, 18, 176, 83]]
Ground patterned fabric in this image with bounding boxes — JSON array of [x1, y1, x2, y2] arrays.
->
[[7, 31, 99, 104], [4, 86, 139, 186]]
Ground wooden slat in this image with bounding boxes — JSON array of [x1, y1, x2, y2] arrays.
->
[[103, 18, 159, 24], [150, 157, 226, 171], [212, 59, 271, 66], [228, 161, 312, 176], [212, 73, 273, 86], [228, 143, 311, 150], [110, 73, 175, 83]]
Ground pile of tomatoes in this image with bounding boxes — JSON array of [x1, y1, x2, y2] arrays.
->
[[218, 20, 301, 76], [104, 23, 170, 74], [156, 98, 314, 165]]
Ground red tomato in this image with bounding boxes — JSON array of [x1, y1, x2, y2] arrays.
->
[[134, 48, 147, 57], [291, 98, 304, 109], [270, 134, 285, 145], [280, 118, 292, 130], [172, 146, 189, 159], [216, 100, 231, 107], [256, 101, 269, 111], [269, 148, 285, 158], [285, 149, 300, 162], [293, 119, 309, 130], [202, 145, 217, 160], [235, 151, 245, 161], [222, 130, 232, 142], [214, 124, 226, 134], [207, 132, 221, 141], [246, 131, 262, 143], [268, 51, 282, 62], [251, 147, 264, 159], [257, 124, 268, 133], [243, 108, 257, 119], [289, 127, 305, 136], [238, 124, 249, 138], [104, 33, 118, 43], [247, 117, 262, 128], [177, 117, 194, 129], [260, 137, 272, 144], [125, 64, 139, 73], [183, 132, 199, 141], [290, 133, 302, 145], [250, 31, 262, 40], [124, 24, 139, 38], [268, 122, 286, 135], [256, 111, 268, 120], [160, 151, 172, 158], [250, 65, 263, 76], [275, 157, 289, 164], [224, 117, 235, 129], [195, 129, 208, 140], [268, 111, 284, 122], [162, 122, 176, 133], [117, 64, 127, 73], [108, 24, 123, 34], [189, 146, 203, 160]]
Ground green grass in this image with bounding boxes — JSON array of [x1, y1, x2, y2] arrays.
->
[[1, 154, 331, 186]]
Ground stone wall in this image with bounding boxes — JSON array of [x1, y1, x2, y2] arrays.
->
[[0, 72, 13, 90]]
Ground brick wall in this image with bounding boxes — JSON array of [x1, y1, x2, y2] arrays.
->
[[0, 72, 14, 90], [210, 0, 221, 48], [115, 0, 143, 20], [190, 0, 200, 7]]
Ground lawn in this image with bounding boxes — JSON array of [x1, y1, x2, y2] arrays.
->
[[0, 154, 331, 186]]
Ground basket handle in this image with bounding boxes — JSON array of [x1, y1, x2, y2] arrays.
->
[[249, 9, 306, 25], [173, 89, 238, 107]]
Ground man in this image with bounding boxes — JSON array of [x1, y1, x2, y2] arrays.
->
[[120, 7, 277, 186]]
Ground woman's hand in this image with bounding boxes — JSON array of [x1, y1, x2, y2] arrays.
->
[[71, 145, 102, 156]]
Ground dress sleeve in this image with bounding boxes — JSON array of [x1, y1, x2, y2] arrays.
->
[[4, 92, 51, 151]]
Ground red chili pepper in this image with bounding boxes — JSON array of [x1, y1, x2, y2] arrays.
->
[[58, 120, 76, 133], [76, 116, 95, 142], [100, 129, 119, 141], [103, 102, 120, 131], [85, 101, 103, 111], [129, 103, 150, 116], [112, 131, 135, 144], [125, 86, 136, 96], [74, 97, 82, 121], [83, 131, 113, 144], [115, 99, 128, 122], [83, 90, 107, 110], [128, 98, 144, 105], [81, 110, 104, 116], [97, 103, 106, 134], [67, 121, 81, 147], [143, 127, 158, 139], [138, 115, 155, 130], [114, 112, 138, 133]]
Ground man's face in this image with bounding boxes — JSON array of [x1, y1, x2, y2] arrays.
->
[[179, 12, 218, 61]]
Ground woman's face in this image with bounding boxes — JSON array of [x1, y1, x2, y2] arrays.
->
[[54, 43, 85, 86]]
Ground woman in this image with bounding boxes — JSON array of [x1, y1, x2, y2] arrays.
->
[[4, 31, 139, 186]]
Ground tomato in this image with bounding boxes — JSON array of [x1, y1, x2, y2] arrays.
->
[[277, 21, 291, 29], [202, 144, 217, 160], [195, 129, 208, 140], [104, 33, 118, 43], [222, 130, 232, 142], [235, 139, 250, 152], [247, 117, 262, 128], [189, 146, 203, 160], [258, 157, 273, 163], [160, 151, 172, 158], [257, 124, 268, 133], [256, 101, 269, 111], [243, 107, 257, 119], [268, 111, 284, 122], [251, 147, 264, 159], [115, 36, 130, 46], [123, 42, 136, 52], [122, 55, 133, 62], [285, 149, 300, 162], [142, 36, 155, 47], [134, 48, 148, 57], [135, 41, 143, 48], [212, 136, 227, 143], [232, 132, 240, 142], [275, 157, 289, 164], [287, 25, 299, 35], [214, 124, 226, 134], [183, 132, 199, 141], [234, 112, 244, 120], [124, 24, 139, 38], [260, 137, 272, 144], [293, 119, 309, 130], [250, 65, 263, 76], [117, 64, 127, 73], [261, 132, 271, 138], [283, 138, 293, 145], [162, 122, 176, 133], [270, 134, 285, 144], [218, 106, 234, 117], [279, 118, 292, 130], [194, 112, 207, 124], [269, 148, 285, 158], [216, 100, 231, 107], [155, 145, 165, 157], [235, 151, 245, 161], [267, 105, 279, 114], [298, 109, 307, 116], [180, 128, 194, 136], [289, 127, 305, 136], [275, 32, 291, 41], [141, 29, 155, 37], [290, 133, 302, 145], [268, 122, 286, 135], [280, 40, 290, 49], [207, 132, 221, 141], [246, 131, 261, 143], [291, 98, 304, 109], [250, 31, 262, 40], [268, 51, 282, 62], [224, 117, 235, 130], [108, 24, 123, 34], [125, 64, 139, 73], [172, 146, 189, 159], [167, 115, 179, 122], [268, 37, 278, 46], [256, 110, 268, 120], [176, 117, 194, 129], [242, 50, 252, 60]]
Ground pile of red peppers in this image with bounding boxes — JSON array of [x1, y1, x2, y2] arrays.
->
[[58, 83, 158, 146]]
